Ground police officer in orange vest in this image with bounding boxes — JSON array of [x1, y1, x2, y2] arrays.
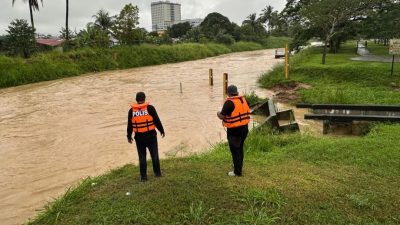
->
[[217, 85, 250, 176], [127, 92, 165, 182]]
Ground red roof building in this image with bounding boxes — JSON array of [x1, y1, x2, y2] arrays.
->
[[36, 38, 65, 47]]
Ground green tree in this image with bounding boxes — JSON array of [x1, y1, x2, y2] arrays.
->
[[242, 13, 267, 39], [12, 0, 43, 30], [259, 5, 273, 32], [59, 27, 75, 39], [148, 31, 159, 37], [93, 9, 114, 34], [215, 32, 234, 44], [112, 3, 142, 45], [168, 22, 192, 38], [0, 35, 7, 52], [77, 23, 109, 48], [300, 0, 371, 64], [361, 0, 400, 44], [279, 0, 313, 38], [183, 27, 205, 43], [6, 19, 36, 58], [200, 12, 234, 40], [238, 24, 258, 42]]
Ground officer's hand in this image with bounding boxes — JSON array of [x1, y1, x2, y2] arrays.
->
[[161, 132, 165, 138], [127, 137, 133, 144]]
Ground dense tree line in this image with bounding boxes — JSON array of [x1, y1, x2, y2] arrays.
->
[[5, 0, 397, 60], [3, 3, 273, 57], [257, 0, 400, 64]]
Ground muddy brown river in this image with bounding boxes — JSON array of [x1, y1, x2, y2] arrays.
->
[[0, 49, 312, 224]]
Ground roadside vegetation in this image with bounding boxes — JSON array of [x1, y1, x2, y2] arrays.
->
[[259, 43, 400, 105], [26, 124, 400, 225]]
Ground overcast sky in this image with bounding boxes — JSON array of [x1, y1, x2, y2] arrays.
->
[[0, 0, 286, 35]]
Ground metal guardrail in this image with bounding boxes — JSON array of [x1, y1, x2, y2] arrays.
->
[[297, 103, 400, 122], [296, 103, 400, 111]]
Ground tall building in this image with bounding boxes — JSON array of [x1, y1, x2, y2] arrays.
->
[[151, 1, 181, 32]]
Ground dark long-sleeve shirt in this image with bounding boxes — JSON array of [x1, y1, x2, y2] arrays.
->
[[127, 105, 165, 139]]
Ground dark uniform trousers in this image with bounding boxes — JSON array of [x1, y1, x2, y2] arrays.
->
[[134, 135, 161, 179], [227, 127, 248, 176]]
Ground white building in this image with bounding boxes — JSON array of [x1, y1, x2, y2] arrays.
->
[[151, 1, 181, 32], [173, 18, 204, 27]]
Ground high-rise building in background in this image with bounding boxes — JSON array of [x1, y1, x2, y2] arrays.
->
[[151, 1, 181, 32]]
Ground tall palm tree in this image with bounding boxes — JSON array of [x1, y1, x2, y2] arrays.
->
[[243, 13, 257, 27], [93, 9, 114, 34], [12, 0, 43, 30], [242, 13, 266, 37], [260, 5, 273, 32], [66, 0, 69, 40]]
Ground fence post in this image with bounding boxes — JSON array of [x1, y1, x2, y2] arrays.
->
[[285, 43, 289, 80], [209, 69, 213, 86], [223, 73, 228, 96]]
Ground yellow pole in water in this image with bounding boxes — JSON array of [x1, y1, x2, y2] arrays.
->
[[223, 73, 228, 96], [209, 69, 213, 86], [285, 43, 289, 80]]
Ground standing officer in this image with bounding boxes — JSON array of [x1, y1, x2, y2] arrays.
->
[[127, 92, 165, 182], [217, 85, 250, 176]]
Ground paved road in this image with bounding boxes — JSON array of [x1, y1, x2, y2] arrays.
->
[[351, 44, 400, 63]]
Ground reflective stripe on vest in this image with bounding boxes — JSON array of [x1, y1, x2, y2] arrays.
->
[[223, 96, 251, 128], [131, 102, 156, 133]]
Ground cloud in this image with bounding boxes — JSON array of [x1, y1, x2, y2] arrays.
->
[[0, 0, 286, 35]]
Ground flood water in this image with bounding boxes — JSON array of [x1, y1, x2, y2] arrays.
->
[[0, 49, 287, 224]]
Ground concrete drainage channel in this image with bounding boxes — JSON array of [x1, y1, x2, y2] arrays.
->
[[251, 100, 300, 132], [251, 101, 400, 136], [297, 103, 400, 135]]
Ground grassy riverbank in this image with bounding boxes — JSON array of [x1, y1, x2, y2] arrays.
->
[[0, 35, 294, 89], [259, 43, 400, 104], [0, 42, 262, 88], [27, 125, 400, 225]]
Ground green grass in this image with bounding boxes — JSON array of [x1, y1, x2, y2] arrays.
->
[[259, 43, 400, 104], [261, 36, 293, 49], [245, 91, 264, 106], [229, 42, 264, 52], [26, 125, 400, 225], [367, 42, 391, 56], [0, 42, 264, 88]]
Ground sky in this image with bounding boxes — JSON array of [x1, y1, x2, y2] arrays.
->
[[0, 0, 286, 36]]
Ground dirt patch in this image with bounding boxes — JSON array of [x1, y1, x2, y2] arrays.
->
[[390, 82, 400, 91], [270, 82, 312, 103]]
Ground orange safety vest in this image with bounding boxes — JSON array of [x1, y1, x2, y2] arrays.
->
[[223, 96, 251, 128], [131, 102, 156, 133]]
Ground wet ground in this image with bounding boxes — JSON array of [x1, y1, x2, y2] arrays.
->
[[351, 45, 400, 63], [0, 49, 298, 224]]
